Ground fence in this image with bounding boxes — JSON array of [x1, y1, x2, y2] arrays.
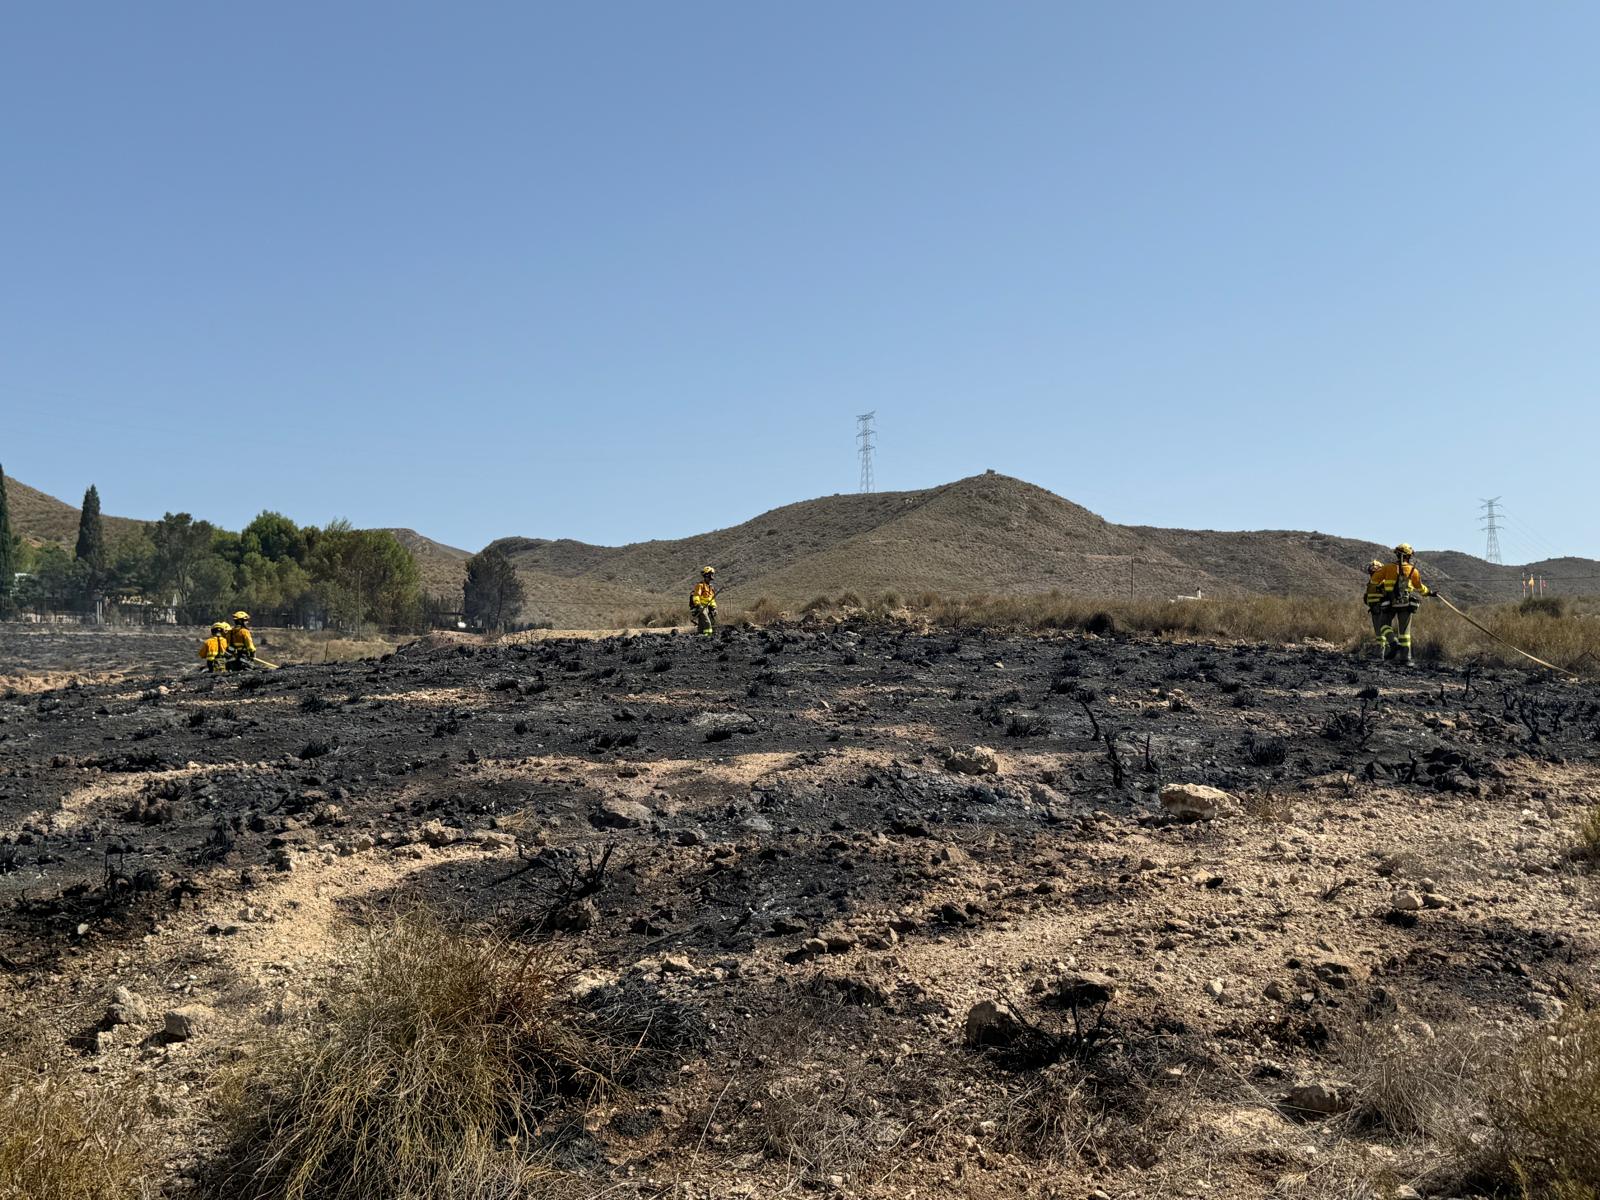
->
[[4, 601, 462, 637]]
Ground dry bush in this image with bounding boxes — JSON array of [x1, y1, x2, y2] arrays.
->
[[631, 607, 684, 628], [1520, 595, 1568, 619], [0, 1054, 154, 1200], [1571, 803, 1600, 867], [1241, 790, 1296, 823], [738, 596, 785, 625], [979, 1019, 1200, 1174], [211, 911, 675, 1200], [1475, 1005, 1600, 1199]]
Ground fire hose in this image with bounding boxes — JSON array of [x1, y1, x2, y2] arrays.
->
[[1432, 593, 1578, 680]]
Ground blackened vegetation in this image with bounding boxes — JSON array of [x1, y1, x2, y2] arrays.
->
[[2, 621, 1597, 981], [1322, 698, 1376, 747], [1243, 732, 1288, 767]]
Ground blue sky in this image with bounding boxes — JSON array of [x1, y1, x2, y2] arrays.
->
[[3, 3, 1594, 562]]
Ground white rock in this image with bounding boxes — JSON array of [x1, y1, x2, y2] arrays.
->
[[1160, 783, 1235, 820]]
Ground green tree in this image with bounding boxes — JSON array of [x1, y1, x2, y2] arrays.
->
[[149, 513, 221, 611], [190, 554, 237, 614], [212, 528, 244, 566], [0, 464, 14, 617], [242, 511, 308, 564], [15, 544, 86, 612], [308, 522, 421, 629], [237, 552, 313, 616], [107, 530, 156, 599], [463, 547, 525, 632], [74, 484, 107, 607]]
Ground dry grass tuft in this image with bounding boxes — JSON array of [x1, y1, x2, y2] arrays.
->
[[0, 1055, 154, 1200], [211, 910, 665, 1200], [1571, 803, 1600, 867], [1330, 1015, 1490, 1138]]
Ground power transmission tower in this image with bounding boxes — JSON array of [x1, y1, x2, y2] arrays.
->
[[1479, 497, 1503, 565], [856, 411, 876, 493]]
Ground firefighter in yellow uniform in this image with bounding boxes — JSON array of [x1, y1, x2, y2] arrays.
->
[[690, 567, 718, 637], [225, 611, 257, 670], [198, 622, 232, 672], [1364, 545, 1436, 666]]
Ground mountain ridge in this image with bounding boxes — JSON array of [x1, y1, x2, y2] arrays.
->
[[10, 472, 1594, 626]]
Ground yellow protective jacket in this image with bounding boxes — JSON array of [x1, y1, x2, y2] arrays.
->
[[199, 634, 229, 663], [1365, 562, 1430, 607], [227, 626, 257, 654], [690, 581, 717, 609]]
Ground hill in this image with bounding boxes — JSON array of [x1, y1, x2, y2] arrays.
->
[[13, 471, 1595, 628], [488, 472, 1600, 626], [6, 477, 147, 546], [384, 528, 472, 602]]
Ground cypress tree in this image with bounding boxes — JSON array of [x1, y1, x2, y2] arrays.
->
[[75, 484, 106, 609], [0, 465, 13, 616], [76, 485, 105, 569]]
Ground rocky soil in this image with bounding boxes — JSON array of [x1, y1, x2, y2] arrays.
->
[[2, 622, 1598, 1198]]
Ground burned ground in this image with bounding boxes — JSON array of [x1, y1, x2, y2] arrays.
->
[[2, 623, 1598, 1197]]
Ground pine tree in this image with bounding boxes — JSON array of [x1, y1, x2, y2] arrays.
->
[[75, 484, 107, 608], [0, 464, 14, 617], [463, 547, 525, 633]]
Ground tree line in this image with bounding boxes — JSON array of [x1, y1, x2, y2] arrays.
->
[[0, 467, 436, 629]]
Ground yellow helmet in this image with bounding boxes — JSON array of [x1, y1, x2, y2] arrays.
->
[[1394, 543, 1413, 558], [701, 566, 715, 576], [231, 611, 250, 622], [211, 621, 232, 634], [1367, 559, 1383, 573]]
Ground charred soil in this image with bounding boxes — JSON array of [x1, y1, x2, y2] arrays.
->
[[2, 623, 1599, 1198]]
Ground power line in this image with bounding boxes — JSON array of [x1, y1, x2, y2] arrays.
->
[[856, 411, 876, 494], [1479, 497, 1503, 565], [1500, 510, 1568, 564]]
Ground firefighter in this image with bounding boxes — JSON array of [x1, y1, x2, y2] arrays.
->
[[225, 611, 257, 670], [689, 567, 718, 637], [198, 622, 232, 672], [1364, 545, 1437, 666]]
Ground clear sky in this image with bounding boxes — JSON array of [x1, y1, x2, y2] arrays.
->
[[3, 3, 1595, 562]]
